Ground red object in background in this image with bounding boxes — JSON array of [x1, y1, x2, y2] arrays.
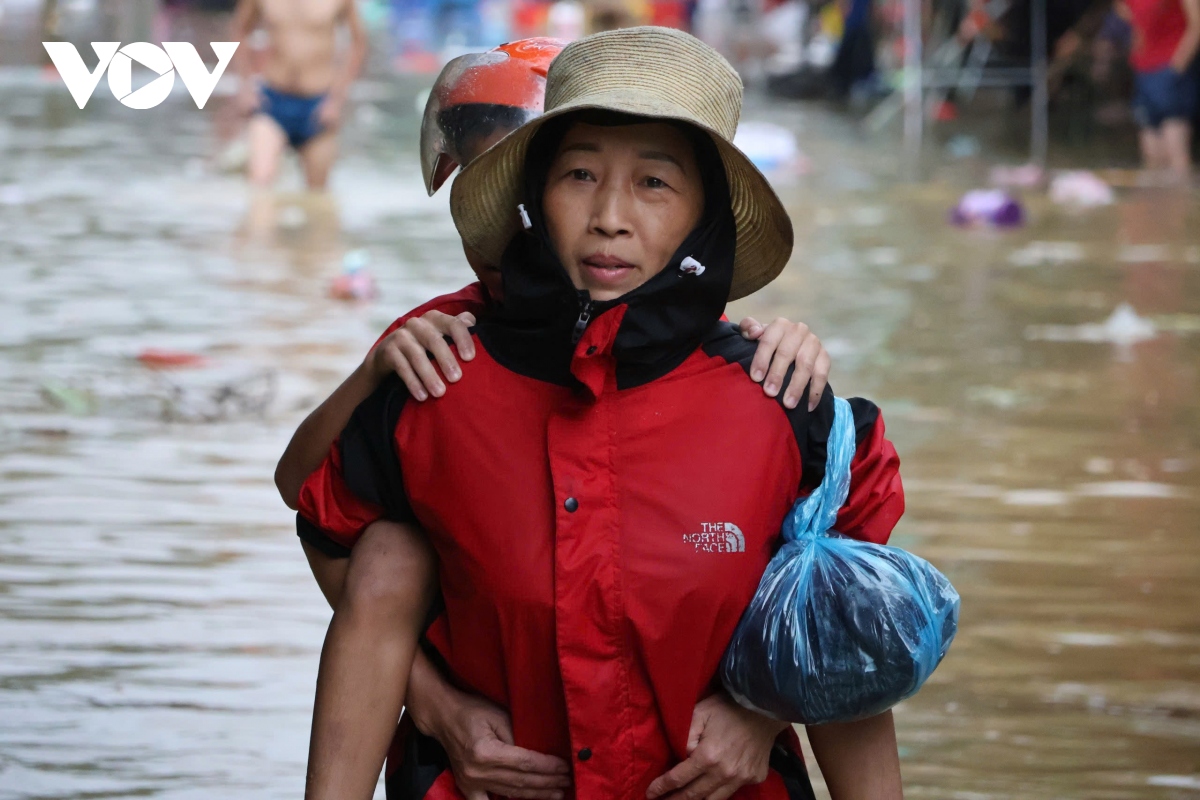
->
[[934, 99, 959, 121], [651, 0, 689, 29], [511, 0, 551, 38], [137, 349, 210, 368]]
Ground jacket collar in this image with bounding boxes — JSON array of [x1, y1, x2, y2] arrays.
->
[[478, 202, 735, 395]]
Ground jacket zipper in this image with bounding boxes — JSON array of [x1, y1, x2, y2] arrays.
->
[[571, 292, 593, 344]]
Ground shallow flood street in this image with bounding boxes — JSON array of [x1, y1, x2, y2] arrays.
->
[[0, 72, 1198, 799]]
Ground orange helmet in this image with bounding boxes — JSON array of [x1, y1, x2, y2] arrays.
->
[[420, 38, 566, 196]]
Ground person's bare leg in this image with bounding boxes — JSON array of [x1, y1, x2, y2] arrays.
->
[[1140, 127, 1168, 172], [302, 541, 349, 608], [300, 130, 340, 192], [248, 114, 288, 188], [1161, 119, 1193, 179], [305, 521, 436, 800]]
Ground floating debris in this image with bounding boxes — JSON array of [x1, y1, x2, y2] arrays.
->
[[1049, 171, 1114, 208], [1008, 241, 1086, 267], [1002, 489, 1071, 506], [1024, 303, 1157, 346], [159, 369, 277, 423], [1148, 776, 1200, 790], [40, 380, 93, 415], [990, 163, 1044, 188], [1075, 482, 1185, 499], [329, 249, 378, 301], [950, 189, 1024, 228], [137, 349, 210, 369]]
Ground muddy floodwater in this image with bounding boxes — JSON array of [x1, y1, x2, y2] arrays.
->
[[1, 71, 1198, 800]]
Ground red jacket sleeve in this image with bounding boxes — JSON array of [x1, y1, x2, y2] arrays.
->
[[371, 282, 491, 350], [297, 442, 384, 549], [834, 412, 904, 545], [297, 376, 415, 550]]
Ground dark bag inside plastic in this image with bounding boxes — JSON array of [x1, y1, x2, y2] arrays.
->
[[720, 397, 960, 724]]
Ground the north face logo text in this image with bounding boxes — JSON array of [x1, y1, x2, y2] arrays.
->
[[683, 522, 745, 553]]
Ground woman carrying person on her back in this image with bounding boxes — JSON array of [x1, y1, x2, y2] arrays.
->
[[296, 27, 905, 800]]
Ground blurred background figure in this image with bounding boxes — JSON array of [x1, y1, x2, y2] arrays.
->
[[228, 0, 368, 190], [1118, 0, 1199, 178]]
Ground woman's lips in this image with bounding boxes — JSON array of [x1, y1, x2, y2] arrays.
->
[[581, 254, 636, 286]]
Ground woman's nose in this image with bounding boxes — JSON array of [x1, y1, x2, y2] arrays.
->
[[589, 181, 632, 237]]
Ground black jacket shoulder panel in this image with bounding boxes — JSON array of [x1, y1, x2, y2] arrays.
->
[[701, 322, 880, 492], [339, 374, 417, 524]]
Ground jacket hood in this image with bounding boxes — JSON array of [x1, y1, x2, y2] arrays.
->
[[483, 114, 737, 391]]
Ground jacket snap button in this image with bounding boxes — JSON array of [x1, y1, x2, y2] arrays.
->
[[577, 748, 592, 761], [564, 497, 579, 513]]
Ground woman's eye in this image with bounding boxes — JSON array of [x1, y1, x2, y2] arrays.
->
[[643, 176, 667, 189], [570, 169, 593, 181]]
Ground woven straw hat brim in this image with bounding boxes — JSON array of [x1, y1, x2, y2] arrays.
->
[[449, 100, 794, 301]]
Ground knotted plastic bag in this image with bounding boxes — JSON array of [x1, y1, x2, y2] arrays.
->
[[720, 397, 960, 724]]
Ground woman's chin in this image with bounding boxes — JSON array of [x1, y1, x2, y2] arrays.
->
[[574, 262, 647, 301], [584, 286, 629, 302]]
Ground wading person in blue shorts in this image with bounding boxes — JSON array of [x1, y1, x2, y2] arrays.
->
[[228, 0, 367, 190]]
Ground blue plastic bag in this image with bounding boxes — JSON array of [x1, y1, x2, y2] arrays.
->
[[720, 397, 960, 724]]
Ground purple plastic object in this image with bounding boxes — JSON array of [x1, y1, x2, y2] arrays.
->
[[950, 189, 1025, 228]]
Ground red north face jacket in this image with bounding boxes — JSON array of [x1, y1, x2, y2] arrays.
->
[[298, 198, 903, 799]]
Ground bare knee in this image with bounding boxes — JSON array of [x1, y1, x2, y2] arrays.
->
[[300, 132, 338, 191], [247, 116, 285, 186], [340, 522, 436, 621]]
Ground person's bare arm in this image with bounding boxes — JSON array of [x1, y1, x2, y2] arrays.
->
[[306, 523, 437, 800], [805, 711, 903, 800], [229, 0, 262, 115], [1172, 0, 1200, 72], [277, 360, 383, 510], [318, 0, 368, 127]]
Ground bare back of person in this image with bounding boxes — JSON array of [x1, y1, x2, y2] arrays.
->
[[230, 0, 367, 190], [256, 0, 344, 95]]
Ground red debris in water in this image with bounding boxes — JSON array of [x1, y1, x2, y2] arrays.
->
[[137, 349, 210, 369]]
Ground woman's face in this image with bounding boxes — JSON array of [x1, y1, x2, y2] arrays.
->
[[542, 122, 705, 302]]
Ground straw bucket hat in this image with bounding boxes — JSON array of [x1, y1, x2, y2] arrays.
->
[[449, 26, 794, 301]]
